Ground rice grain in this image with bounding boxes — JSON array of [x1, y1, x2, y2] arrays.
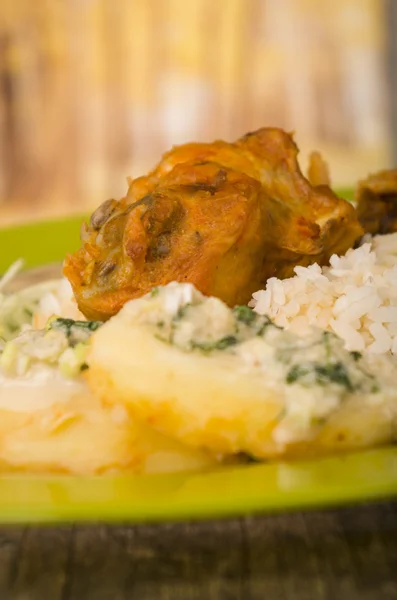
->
[[251, 233, 397, 355]]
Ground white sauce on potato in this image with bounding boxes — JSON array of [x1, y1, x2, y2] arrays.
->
[[0, 319, 93, 413], [2, 281, 397, 451], [106, 282, 397, 446], [0, 367, 85, 413]]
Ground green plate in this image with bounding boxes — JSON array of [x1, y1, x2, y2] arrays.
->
[[0, 213, 396, 524]]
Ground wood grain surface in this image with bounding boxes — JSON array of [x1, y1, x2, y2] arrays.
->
[[0, 0, 393, 228], [0, 502, 395, 600]]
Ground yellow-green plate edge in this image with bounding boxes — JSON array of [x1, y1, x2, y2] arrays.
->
[[0, 447, 396, 524], [0, 215, 87, 273], [0, 204, 396, 524]]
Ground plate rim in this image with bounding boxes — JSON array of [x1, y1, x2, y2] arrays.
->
[[0, 446, 395, 523]]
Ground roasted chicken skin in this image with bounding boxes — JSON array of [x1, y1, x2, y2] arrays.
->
[[64, 128, 363, 321], [307, 151, 331, 187], [355, 169, 397, 235]]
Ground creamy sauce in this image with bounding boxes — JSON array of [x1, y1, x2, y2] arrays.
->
[[0, 366, 86, 413], [117, 282, 397, 444], [1, 280, 397, 447], [0, 317, 93, 413]]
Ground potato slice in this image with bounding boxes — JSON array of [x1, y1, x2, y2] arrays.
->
[[86, 283, 397, 460], [0, 374, 216, 475]]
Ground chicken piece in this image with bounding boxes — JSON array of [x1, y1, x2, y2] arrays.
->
[[307, 151, 331, 187], [64, 128, 363, 321], [65, 165, 270, 320], [355, 169, 397, 235]]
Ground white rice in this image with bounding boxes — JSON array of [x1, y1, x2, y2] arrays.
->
[[251, 232, 397, 355]]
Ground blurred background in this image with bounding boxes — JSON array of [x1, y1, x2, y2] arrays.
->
[[0, 0, 396, 225]]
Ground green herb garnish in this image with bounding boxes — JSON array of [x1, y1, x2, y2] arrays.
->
[[285, 364, 311, 384], [49, 318, 102, 346], [286, 361, 355, 392], [191, 335, 238, 353], [314, 362, 354, 391], [233, 305, 257, 325], [174, 304, 191, 321], [255, 315, 279, 336]]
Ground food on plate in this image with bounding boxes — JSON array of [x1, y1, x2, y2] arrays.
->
[[86, 282, 397, 459], [356, 169, 397, 235], [0, 376, 216, 475], [0, 284, 218, 474], [0, 273, 83, 341], [63, 128, 362, 320], [2, 230, 397, 472], [251, 232, 397, 355], [2, 127, 397, 477]]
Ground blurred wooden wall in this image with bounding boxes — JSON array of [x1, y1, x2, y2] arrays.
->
[[0, 0, 393, 224]]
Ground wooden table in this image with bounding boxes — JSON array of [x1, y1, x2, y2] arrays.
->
[[0, 501, 395, 599]]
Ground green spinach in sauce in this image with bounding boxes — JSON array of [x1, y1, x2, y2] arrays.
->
[[286, 361, 355, 391], [49, 318, 102, 346]]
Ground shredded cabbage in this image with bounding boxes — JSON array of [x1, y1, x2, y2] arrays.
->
[[0, 259, 25, 294], [0, 261, 83, 342]]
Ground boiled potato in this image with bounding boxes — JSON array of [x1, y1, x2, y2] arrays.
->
[[0, 374, 217, 474], [86, 283, 397, 460]]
